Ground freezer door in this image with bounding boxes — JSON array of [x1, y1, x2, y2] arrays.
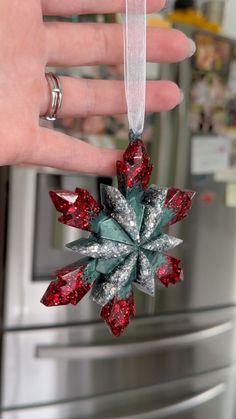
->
[[1, 308, 235, 409], [1, 367, 235, 419]]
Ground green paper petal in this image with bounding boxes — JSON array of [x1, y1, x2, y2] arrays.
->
[[92, 212, 134, 245], [83, 259, 101, 284], [149, 208, 175, 241], [96, 256, 126, 275], [100, 184, 140, 242], [117, 283, 133, 300], [126, 184, 145, 232]]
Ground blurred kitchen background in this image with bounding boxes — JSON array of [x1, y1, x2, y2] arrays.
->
[[2, 0, 236, 418]]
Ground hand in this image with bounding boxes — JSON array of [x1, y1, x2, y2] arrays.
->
[[0, 0, 195, 176]]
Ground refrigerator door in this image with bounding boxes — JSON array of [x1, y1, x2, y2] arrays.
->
[[151, 30, 236, 314], [5, 158, 236, 330], [2, 308, 235, 408], [1, 367, 235, 419], [4, 167, 102, 328], [3, 167, 159, 328]]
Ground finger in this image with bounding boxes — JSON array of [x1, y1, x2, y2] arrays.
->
[[41, 78, 182, 118], [29, 128, 123, 176], [46, 24, 194, 66], [41, 0, 166, 16]]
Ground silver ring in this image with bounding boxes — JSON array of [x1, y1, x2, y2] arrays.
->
[[43, 73, 62, 121]]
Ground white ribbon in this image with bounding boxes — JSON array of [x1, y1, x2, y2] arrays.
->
[[124, 0, 147, 138]]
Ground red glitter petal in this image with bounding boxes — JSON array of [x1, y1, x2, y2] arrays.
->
[[165, 188, 195, 225], [117, 140, 153, 191], [101, 294, 135, 337], [156, 256, 183, 288], [50, 188, 101, 231], [49, 191, 78, 213], [41, 265, 91, 307]]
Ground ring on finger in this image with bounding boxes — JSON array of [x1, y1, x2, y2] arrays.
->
[[43, 73, 62, 121]]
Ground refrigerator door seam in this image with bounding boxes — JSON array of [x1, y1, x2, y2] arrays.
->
[[113, 383, 226, 419], [36, 321, 233, 360]]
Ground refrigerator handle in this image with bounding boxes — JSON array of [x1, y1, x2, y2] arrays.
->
[[114, 383, 226, 419], [113, 383, 225, 419], [36, 321, 232, 360], [174, 58, 193, 190]]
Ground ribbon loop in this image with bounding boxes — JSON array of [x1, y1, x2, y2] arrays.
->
[[124, 0, 147, 138]]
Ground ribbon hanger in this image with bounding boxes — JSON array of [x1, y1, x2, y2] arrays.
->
[[124, 0, 147, 141]]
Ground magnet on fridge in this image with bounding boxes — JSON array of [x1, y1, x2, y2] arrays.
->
[[225, 183, 236, 208]]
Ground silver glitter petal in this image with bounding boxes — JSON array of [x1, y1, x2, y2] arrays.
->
[[142, 185, 168, 207], [141, 187, 168, 244], [102, 185, 140, 242], [67, 238, 132, 259], [91, 252, 138, 306], [142, 235, 183, 252], [140, 207, 162, 245], [134, 251, 155, 296]]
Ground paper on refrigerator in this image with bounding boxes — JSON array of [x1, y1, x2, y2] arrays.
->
[[191, 136, 230, 175]]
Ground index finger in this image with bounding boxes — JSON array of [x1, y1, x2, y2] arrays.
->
[[41, 0, 166, 16]]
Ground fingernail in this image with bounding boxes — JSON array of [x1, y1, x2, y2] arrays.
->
[[162, 0, 170, 11], [188, 38, 197, 57], [179, 89, 184, 104]]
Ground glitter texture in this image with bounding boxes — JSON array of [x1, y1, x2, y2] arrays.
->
[[91, 252, 138, 306], [101, 294, 135, 337], [143, 235, 183, 252], [101, 185, 140, 242], [135, 251, 155, 296], [41, 265, 91, 306], [156, 256, 183, 288], [117, 139, 153, 192], [143, 185, 168, 207], [50, 188, 101, 231], [67, 238, 133, 259], [42, 138, 194, 337], [165, 188, 195, 226], [140, 187, 168, 243]]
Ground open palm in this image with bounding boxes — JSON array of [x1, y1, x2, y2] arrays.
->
[[0, 0, 194, 176]]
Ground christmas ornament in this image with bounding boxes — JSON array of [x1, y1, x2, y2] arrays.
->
[[41, 0, 195, 336], [41, 136, 195, 336]]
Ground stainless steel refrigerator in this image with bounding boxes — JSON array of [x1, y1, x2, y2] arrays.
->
[[1, 28, 236, 419]]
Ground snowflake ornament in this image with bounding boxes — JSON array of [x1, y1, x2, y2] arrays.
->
[[41, 139, 195, 336]]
